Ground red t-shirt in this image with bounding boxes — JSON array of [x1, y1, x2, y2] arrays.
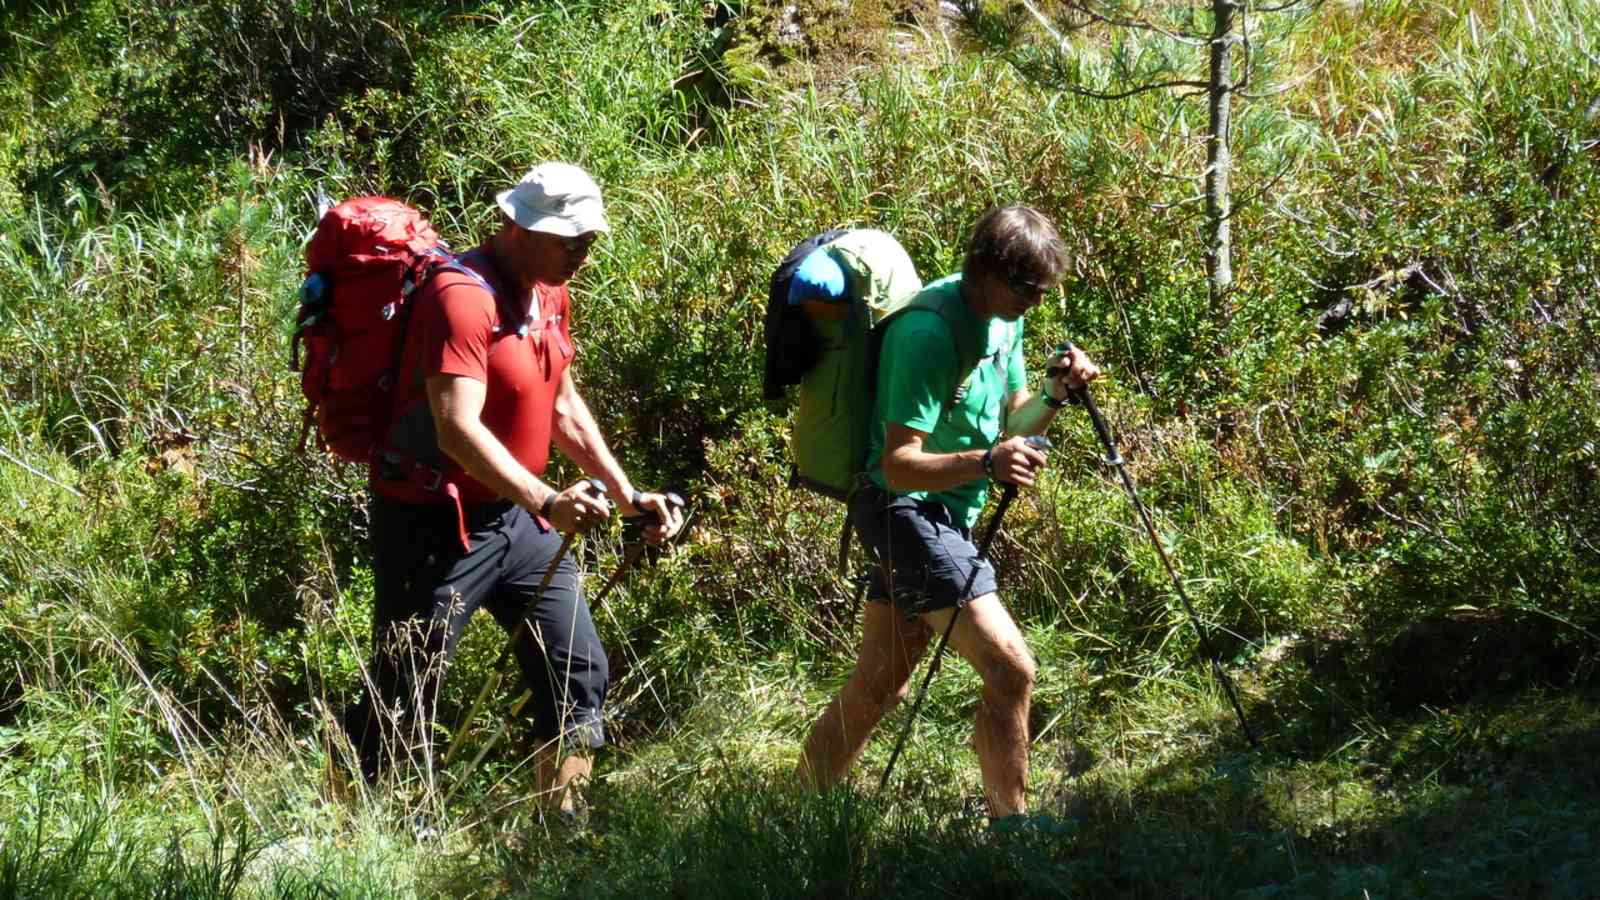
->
[[371, 247, 576, 503]]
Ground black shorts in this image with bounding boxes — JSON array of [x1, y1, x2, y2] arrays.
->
[[366, 496, 608, 750], [850, 481, 998, 616]]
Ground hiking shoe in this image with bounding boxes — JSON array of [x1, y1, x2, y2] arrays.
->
[[541, 790, 591, 831], [411, 813, 441, 843]]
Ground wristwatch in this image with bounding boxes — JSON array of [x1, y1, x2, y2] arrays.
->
[[1044, 391, 1072, 409]]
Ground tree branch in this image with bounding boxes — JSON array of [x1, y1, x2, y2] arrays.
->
[[1252, 0, 1324, 13], [1053, 0, 1209, 45], [1146, 192, 1208, 210], [1235, 57, 1328, 100], [1055, 78, 1213, 101]]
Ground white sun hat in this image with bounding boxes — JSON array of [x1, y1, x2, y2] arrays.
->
[[495, 162, 610, 236]]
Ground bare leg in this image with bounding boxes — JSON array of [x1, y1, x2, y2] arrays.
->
[[922, 593, 1036, 817], [796, 602, 932, 788], [534, 742, 591, 815]]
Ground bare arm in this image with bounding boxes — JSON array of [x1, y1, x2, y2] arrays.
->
[[551, 368, 635, 506], [1002, 388, 1058, 439], [551, 368, 684, 541], [1003, 345, 1102, 437], [882, 424, 1047, 493], [426, 373, 608, 531]]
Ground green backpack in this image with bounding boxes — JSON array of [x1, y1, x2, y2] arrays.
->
[[782, 230, 924, 499]]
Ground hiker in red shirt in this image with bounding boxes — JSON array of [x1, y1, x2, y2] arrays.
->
[[342, 163, 684, 817]]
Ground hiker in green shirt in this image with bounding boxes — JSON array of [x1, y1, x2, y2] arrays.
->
[[796, 205, 1100, 818]]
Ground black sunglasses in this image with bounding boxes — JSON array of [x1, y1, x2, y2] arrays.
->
[[559, 234, 599, 254], [1006, 273, 1048, 298]]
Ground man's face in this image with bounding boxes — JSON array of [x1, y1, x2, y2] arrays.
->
[[987, 270, 1049, 322], [521, 228, 600, 285]]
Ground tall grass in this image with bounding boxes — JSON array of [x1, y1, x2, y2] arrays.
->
[[1, 0, 1598, 895]]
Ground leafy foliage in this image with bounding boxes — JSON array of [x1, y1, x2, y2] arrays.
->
[[0, 0, 1597, 896]]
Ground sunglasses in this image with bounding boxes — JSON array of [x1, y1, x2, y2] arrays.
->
[[559, 234, 599, 255], [1006, 274, 1049, 299]]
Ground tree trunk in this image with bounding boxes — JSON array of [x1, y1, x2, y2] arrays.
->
[[1206, 0, 1238, 315]]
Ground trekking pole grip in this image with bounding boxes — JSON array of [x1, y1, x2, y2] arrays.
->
[[623, 491, 685, 541], [629, 491, 685, 527], [984, 436, 1047, 548]]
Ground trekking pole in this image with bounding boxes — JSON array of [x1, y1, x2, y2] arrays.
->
[[444, 491, 685, 801], [588, 492, 685, 614], [878, 435, 1052, 795], [442, 688, 533, 806], [1056, 343, 1259, 750], [442, 479, 607, 768]]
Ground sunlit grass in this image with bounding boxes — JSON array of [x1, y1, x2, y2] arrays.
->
[[0, 0, 1597, 896]]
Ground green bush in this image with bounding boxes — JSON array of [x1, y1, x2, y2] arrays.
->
[[2, 1, 1599, 895]]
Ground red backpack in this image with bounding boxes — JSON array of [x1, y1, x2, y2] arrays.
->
[[290, 197, 453, 461]]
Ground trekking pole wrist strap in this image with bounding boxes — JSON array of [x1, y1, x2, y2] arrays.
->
[[981, 448, 995, 478], [539, 491, 556, 521]]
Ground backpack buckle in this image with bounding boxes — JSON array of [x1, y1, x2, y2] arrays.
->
[[418, 465, 444, 492]]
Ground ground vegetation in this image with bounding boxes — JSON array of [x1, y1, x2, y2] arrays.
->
[[1, 1, 1597, 896]]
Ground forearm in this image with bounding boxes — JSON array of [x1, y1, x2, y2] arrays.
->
[[436, 418, 554, 512], [882, 444, 987, 494], [551, 376, 636, 502], [1002, 389, 1062, 438]]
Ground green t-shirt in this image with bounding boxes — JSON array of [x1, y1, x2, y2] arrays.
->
[[865, 274, 1027, 527]]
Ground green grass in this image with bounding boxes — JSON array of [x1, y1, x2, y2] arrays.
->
[[1, 0, 1598, 895]]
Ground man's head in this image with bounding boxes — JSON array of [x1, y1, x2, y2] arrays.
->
[[492, 162, 609, 285], [963, 205, 1068, 322]]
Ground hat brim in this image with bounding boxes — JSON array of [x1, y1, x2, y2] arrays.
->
[[496, 189, 610, 236]]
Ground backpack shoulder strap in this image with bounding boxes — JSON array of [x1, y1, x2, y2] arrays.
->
[[420, 249, 531, 330], [873, 289, 983, 410], [992, 321, 1022, 429], [918, 289, 983, 376], [425, 249, 495, 296]]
